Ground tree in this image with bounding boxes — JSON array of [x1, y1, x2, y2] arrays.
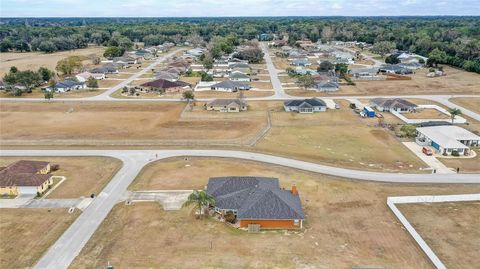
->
[[86, 77, 98, 88], [10, 66, 18, 73], [233, 47, 264, 63], [317, 61, 334, 72], [428, 48, 447, 67], [200, 72, 213, 82], [201, 55, 213, 70], [371, 41, 396, 56], [103, 46, 125, 59], [297, 75, 315, 90], [56, 56, 83, 75], [182, 190, 215, 219], [400, 125, 417, 138], [335, 63, 348, 77], [38, 67, 54, 82], [44, 90, 54, 100], [38, 40, 57, 53], [448, 108, 462, 124], [385, 55, 400, 64], [182, 90, 195, 101]]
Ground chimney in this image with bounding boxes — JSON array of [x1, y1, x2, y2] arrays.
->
[[291, 184, 298, 196]]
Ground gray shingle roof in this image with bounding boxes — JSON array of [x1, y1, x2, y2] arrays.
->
[[211, 80, 250, 89], [207, 176, 304, 220], [371, 98, 417, 109], [284, 98, 326, 108]]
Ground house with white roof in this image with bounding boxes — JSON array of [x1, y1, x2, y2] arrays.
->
[[416, 126, 480, 156]]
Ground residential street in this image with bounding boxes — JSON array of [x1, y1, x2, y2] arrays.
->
[[1, 149, 478, 269], [260, 42, 291, 98]]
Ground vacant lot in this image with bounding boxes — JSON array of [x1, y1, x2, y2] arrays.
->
[[97, 79, 124, 88], [0, 208, 79, 268], [112, 89, 275, 99], [0, 102, 266, 145], [254, 100, 425, 172], [73, 157, 480, 269], [403, 108, 450, 119], [450, 98, 480, 114], [0, 88, 106, 99], [0, 46, 105, 76], [398, 201, 480, 269], [0, 157, 121, 198]]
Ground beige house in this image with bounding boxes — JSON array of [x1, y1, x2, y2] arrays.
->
[[0, 160, 53, 196], [206, 99, 248, 113]]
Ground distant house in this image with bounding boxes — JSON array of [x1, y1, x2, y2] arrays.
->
[[395, 52, 428, 64], [348, 68, 379, 78], [154, 71, 178, 81], [313, 80, 339, 92], [139, 79, 191, 93], [210, 80, 251, 92], [416, 126, 479, 156], [229, 62, 250, 69], [379, 64, 412, 75], [229, 71, 251, 82], [0, 160, 53, 196], [370, 98, 418, 112], [186, 48, 205, 57], [334, 51, 355, 64], [284, 98, 327, 113], [290, 58, 310, 67], [47, 79, 86, 93], [75, 71, 105, 82], [206, 99, 248, 112], [398, 62, 423, 70], [91, 64, 119, 74], [206, 176, 305, 229]]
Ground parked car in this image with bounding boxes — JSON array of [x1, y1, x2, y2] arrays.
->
[[349, 103, 357, 109], [422, 147, 433, 156]]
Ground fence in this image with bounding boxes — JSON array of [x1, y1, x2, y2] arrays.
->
[[387, 193, 480, 269]]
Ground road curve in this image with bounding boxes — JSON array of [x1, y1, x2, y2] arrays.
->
[[1, 149, 478, 269]]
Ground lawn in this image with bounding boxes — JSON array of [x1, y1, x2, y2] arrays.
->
[[254, 100, 426, 172], [398, 201, 480, 269], [72, 157, 480, 269], [0, 46, 106, 77], [0, 157, 122, 198], [0, 88, 106, 99], [402, 108, 450, 119], [0, 101, 266, 145], [97, 79, 124, 88], [0, 208, 79, 268], [438, 149, 480, 173], [450, 98, 480, 114], [251, 81, 273, 90]]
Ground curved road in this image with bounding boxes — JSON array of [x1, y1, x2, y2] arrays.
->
[[1, 149, 479, 269]]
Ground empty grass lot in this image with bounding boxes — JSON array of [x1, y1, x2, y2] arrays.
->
[[0, 88, 106, 98], [398, 201, 480, 269], [0, 157, 122, 198], [0, 208, 79, 269], [402, 108, 450, 119], [253, 100, 426, 172], [450, 98, 480, 114], [72, 157, 480, 269]]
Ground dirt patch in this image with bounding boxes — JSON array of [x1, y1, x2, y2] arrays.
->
[[398, 201, 480, 269], [0, 208, 79, 268], [73, 157, 480, 269]]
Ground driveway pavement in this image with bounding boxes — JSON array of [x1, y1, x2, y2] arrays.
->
[[402, 142, 455, 174], [125, 190, 192, 210]]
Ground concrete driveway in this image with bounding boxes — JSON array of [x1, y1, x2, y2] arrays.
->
[[125, 190, 192, 210], [402, 142, 455, 174]]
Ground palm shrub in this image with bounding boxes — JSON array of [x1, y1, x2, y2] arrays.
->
[[183, 190, 215, 219]]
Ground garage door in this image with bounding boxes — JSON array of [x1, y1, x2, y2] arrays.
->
[[18, 186, 37, 195]]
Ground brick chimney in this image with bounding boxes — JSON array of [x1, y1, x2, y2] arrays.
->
[[291, 184, 298, 196]]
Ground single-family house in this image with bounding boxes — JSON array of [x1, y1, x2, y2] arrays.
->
[[75, 71, 105, 82], [394, 52, 428, 64], [398, 62, 423, 70], [416, 126, 480, 156], [186, 48, 205, 57], [313, 80, 339, 92], [205, 99, 248, 112], [370, 98, 418, 112], [210, 80, 251, 92], [348, 68, 379, 78], [47, 79, 86, 93], [206, 176, 304, 229], [290, 58, 311, 67], [91, 64, 119, 74], [0, 160, 53, 196], [284, 98, 327, 113], [334, 51, 355, 64], [229, 71, 251, 82], [113, 56, 137, 65], [379, 64, 412, 75], [139, 79, 191, 93], [154, 71, 178, 81]]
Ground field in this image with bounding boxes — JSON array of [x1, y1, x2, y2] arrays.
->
[[398, 201, 480, 269], [97, 79, 125, 88], [0, 88, 106, 98], [71, 157, 480, 269], [111, 89, 275, 99], [251, 81, 273, 90], [402, 108, 450, 119], [253, 100, 425, 172], [0, 102, 266, 145], [0, 208, 79, 269], [0, 157, 121, 198], [0, 46, 106, 76], [450, 98, 480, 114]]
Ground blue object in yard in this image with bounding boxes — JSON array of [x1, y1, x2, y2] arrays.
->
[[432, 141, 440, 150], [363, 106, 375, 117]]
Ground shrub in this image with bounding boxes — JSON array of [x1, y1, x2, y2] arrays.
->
[[451, 150, 460, 157], [224, 211, 236, 223], [51, 164, 60, 171]]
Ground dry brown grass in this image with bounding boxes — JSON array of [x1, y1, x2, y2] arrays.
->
[[72, 157, 480, 269], [0, 102, 265, 143], [438, 149, 480, 173], [97, 79, 124, 88], [0, 46, 106, 77], [0, 157, 122, 198], [450, 98, 480, 114], [0, 208, 79, 268], [251, 81, 273, 90], [403, 108, 450, 119], [398, 201, 480, 269]]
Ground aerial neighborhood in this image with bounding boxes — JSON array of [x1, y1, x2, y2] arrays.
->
[[0, 14, 479, 269]]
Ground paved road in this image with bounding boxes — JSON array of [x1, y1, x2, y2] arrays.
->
[[260, 42, 291, 99], [429, 96, 480, 122], [1, 149, 479, 269]]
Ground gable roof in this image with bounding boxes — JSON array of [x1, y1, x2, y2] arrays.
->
[[229, 71, 250, 79], [56, 79, 84, 88], [211, 80, 250, 89], [371, 98, 417, 109], [206, 176, 304, 220], [140, 79, 190, 89], [206, 99, 247, 107], [284, 98, 326, 108]]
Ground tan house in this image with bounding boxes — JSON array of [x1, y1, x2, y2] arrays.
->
[[0, 160, 53, 196], [205, 99, 248, 113]]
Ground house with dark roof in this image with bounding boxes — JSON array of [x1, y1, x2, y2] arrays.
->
[[210, 80, 251, 92], [139, 79, 191, 93], [379, 64, 412, 75], [0, 160, 53, 196], [46, 79, 86, 93], [206, 176, 304, 229], [206, 99, 248, 112], [370, 98, 418, 112], [229, 71, 251, 82], [154, 71, 179, 81], [284, 98, 327, 113], [91, 63, 120, 74], [313, 80, 339, 92]]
